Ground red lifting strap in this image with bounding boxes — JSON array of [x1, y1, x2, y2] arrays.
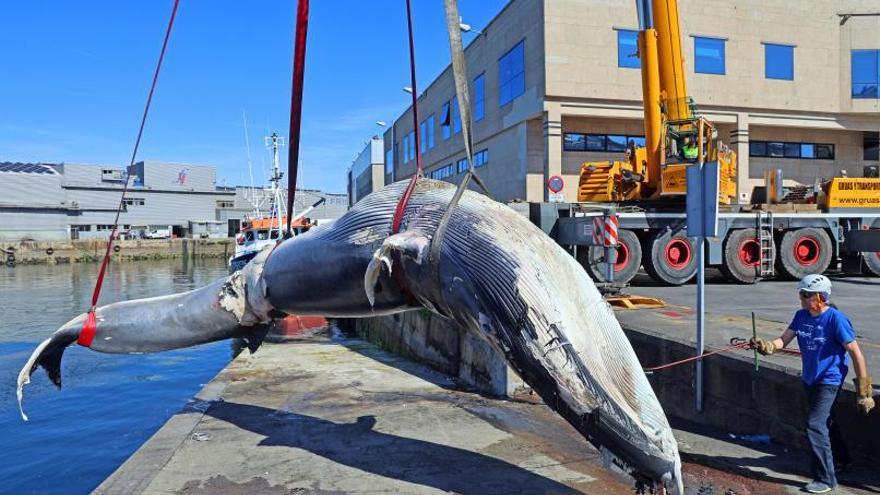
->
[[285, 0, 309, 235], [79, 0, 181, 346], [391, 0, 423, 234]]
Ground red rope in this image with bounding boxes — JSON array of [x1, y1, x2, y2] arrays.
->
[[79, 0, 181, 347], [643, 342, 751, 373], [391, 0, 423, 234], [285, 0, 309, 235]]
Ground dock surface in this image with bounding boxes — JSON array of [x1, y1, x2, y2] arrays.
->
[[96, 328, 878, 495]]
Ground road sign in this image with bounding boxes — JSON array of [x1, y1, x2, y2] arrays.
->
[[547, 175, 564, 193], [686, 161, 719, 238], [549, 192, 565, 203]]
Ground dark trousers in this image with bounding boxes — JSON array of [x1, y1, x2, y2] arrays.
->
[[804, 383, 850, 486]]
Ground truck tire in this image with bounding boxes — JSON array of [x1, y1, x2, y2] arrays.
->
[[720, 228, 773, 284], [775, 228, 832, 280], [577, 229, 641, 285], [643, 229, 697, 286], [863, 251, 880, 276]]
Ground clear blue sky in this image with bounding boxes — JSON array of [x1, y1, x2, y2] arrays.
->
[[0, 1, 508, 194]]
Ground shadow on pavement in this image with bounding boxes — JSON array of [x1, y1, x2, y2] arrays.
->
[[205, 400, 582, 494]]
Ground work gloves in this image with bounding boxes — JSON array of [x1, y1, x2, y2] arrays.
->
[[854, 376, 876, 415], [749, 337, 776, 356]]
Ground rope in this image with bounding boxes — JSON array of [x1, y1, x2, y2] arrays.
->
[[79, 0, 181, 347], [285, 0, 309, 235], [390, 0, 424, 235], [643, 341, 750, 373]]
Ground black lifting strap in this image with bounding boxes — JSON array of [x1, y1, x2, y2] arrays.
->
[[429, 0, 492, 271]]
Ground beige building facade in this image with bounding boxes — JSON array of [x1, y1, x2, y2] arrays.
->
[[379, 0, 880, 205]]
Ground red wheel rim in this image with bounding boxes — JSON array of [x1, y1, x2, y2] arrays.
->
[[613, 240, 630, 272], [738, 238, 760, 267], [793, 236, 820, 266], [665, 238, 691, 270]]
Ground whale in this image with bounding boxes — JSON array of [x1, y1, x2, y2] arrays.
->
[[18, 178, 682, 493]]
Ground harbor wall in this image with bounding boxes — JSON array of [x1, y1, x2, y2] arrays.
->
[[1, 238, 233, 265], [347, 311, 879, 462]]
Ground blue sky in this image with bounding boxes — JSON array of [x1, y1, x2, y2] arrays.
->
[[0, 1, 508, 194]]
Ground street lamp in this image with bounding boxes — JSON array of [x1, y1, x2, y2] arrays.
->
[[375, 121, 387, 127], [402, 86, 413, 94], [459, 17, 484, 36]]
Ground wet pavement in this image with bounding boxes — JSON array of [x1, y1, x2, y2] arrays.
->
[[95, 329, 878, 495]]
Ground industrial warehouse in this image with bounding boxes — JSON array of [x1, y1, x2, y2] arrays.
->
[[0, 160, 347, 241]]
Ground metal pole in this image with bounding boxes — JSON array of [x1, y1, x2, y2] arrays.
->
[[604, 209, 614, 284], [695, 235, 705, 412]]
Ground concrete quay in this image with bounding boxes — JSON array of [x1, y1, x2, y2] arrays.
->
[[98, 330, 872, 495], [1, 238, 232, 265]]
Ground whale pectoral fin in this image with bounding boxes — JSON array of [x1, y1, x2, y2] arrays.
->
[[364, 231, 430, 307]]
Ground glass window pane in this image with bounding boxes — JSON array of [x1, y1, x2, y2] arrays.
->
[[749, 141, 767, 156], [784, 142, 801, 158], [765, 44, 794, 80], [419, 122, 427, 153], [800, 143, 814, 159], [852, 50, 879, 99], [815, 144, 834, 159], [442, 102, 451, 140], [607, 135, 627, 152], [586, 135, 606, 151], [452, 96, 461, 134], [865, 132, 880, 161], [564, 133, 586, 151], [617, 30, 640, 69], [427, 115, 435, 149], [694, 37, 726, 75], [473, 74, 485, 122], [768, 142, 784, 157], [499, 40, 525, 106], [628, 136, 646, 147]]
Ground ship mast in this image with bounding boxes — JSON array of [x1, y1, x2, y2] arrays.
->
[[265, 132, 287, 240]]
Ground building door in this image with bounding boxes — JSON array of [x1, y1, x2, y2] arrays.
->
[[227, 219, 240, 237]]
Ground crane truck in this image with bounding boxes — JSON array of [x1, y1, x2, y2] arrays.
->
[[536, 0, 880, 286]]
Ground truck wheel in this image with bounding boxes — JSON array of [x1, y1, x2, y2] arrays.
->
[[643, 229, 697, 286], [775, 228, 832, 280], [577, 229, 641, 285], [863, 251, 880, 276], [720, 228, 773, 284]]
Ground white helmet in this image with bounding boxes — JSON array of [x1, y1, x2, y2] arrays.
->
[[799, 274, 831, 296]]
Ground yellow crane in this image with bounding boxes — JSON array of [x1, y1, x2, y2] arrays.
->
[[577, 0, 737, 204]]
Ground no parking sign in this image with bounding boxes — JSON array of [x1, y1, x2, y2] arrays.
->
[[548, 175, 564, 202]]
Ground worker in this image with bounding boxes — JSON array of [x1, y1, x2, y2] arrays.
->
[[681, 136, 699, 162], [751, 274, 874, 494]]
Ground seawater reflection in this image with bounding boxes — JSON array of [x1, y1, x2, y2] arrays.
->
[[0, 258, 234, 495]]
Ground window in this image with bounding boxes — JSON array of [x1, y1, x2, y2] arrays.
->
[[563, 133, 645, 152], [385, 148, 393, 175], [473, 74, 485, 121], [430, 164, 454, 180], [474, 149, 489, 168], [764, 43, 794, 80], [409, 132, 416, 161], [96, 224, 115, 231], [420, 121, 427, 154], [694, 36, 725, 75], [216, 200, 234, 208], [852, 50, 879, 99], [403, 135, 410, 163], [865, 132, 879, 161], [564, 133, 586, 151], [123, 198, 145, 206], [442, 102, 451, 140], [457, 158, 468, 173], [426, 114, 435, 149], [73, 225, 92, 232], [607, 135, 628, 152], [750, 140, 834, 160], [617, 29, 640, 69], [452, 96, 462, 134], [498, 40, 525, 106], [749, 142, 767, 156]]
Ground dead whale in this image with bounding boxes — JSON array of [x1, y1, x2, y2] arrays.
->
[[18, 178, 681, 493]]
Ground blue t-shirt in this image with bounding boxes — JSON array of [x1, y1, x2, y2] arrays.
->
[[789, 307, 855, 386]]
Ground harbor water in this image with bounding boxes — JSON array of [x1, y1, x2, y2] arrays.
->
[[0, 258, 233, 494]]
